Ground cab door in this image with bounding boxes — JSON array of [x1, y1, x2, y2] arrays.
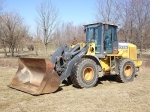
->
[[104, 25, 113, 53], [104, 25, 118, 54]]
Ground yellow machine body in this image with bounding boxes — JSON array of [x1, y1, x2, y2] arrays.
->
[[79, 42, 142, 75]]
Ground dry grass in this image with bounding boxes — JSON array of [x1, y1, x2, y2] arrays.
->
[[0, 46, 55, 58], [0, 57, 150, 112], [0, 58, 18, 68]]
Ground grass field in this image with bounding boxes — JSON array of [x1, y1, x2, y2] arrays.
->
[[0, 49, 150, 112]]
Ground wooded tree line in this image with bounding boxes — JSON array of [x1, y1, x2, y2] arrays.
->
[[0, 0, 31, 57], [0, 0, 150, 57], [95, 0, 150, 56], [52, 22, 85, 47], [0, 12, 30, 57]]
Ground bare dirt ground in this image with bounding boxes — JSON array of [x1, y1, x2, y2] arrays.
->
[[0, 57, 150, 112]]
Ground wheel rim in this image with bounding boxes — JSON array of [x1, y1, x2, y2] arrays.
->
[[124, 65, 132, 78], [82, 67, 94, 82]]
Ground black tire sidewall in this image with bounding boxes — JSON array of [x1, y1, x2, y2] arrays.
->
[[78, 59, 98, 88], [120, 59, 135, 82]]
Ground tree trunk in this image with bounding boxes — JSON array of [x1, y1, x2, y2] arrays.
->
[[16, 47, 17, 53], [35, 51, 38, 56], [3, 47, 7, 57], [45, 44, 48, 54], [17, 47, 20, 55], [139, 35, 144, 58], [140, 47, 142, 58], [9, 47, 11, 53], [11, 47, 14, 57]]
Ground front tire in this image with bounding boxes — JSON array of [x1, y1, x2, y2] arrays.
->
[[70, 58, 98, 88]]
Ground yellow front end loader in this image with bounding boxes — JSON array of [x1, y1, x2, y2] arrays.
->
[[8, 22, 142, 95]]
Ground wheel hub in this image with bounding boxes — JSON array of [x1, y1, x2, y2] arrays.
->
[[124, 65, 132, 78], [82, 67, 94, 82]]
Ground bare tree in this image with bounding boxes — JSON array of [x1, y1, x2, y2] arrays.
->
[[33, 24, 42, 56], [52, 27, 61, 47], [0, 12, 28, 57], [76, 24, 85, 42], [36, 0, 60, 54], [94, 0, 121, 23], [0, 0, 6, 56], [52, 22, 85, 47], [0, 20, 7, 57], [132, 0, 150, 56], [119, 0, 150, 56], [16, 25, 30, 54]]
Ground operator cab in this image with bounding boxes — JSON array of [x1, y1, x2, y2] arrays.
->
[[84, 22, 118, 58]]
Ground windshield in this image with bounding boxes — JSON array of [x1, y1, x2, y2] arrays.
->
[[86, 27, 98, 42], [86, 25, 102, 53]]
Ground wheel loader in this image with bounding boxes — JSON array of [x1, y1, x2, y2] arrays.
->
[[8, 22, 142, 95]]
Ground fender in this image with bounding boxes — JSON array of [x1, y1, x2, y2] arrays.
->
[[82, 55, 102, 72]]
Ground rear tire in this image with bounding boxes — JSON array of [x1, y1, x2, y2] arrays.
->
[[116, 58, 135, 83], [70, 58, 98, 88]]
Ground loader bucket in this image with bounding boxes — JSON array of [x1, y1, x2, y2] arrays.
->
[[8, 58, 60, 95]]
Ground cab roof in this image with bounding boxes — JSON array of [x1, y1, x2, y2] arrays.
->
[[84, 22, 118, 27]]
